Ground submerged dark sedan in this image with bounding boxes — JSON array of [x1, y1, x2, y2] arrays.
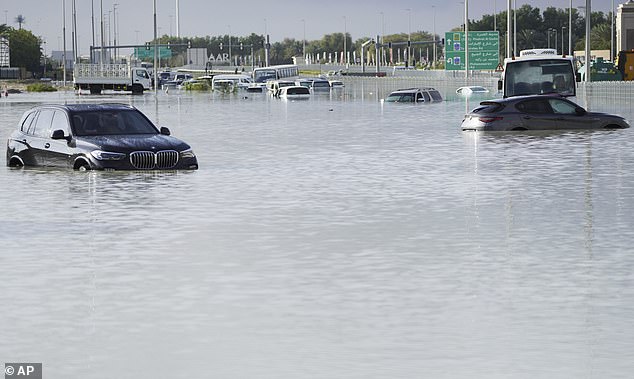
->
[[461, 95, 630, 131], [6, 103, 198, 170]]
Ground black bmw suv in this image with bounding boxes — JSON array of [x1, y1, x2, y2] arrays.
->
[[6, 103, 198, 170]]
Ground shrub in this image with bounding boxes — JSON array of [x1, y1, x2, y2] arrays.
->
[[26, 83, 57, 92]]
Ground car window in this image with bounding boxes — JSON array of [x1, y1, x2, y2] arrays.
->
[[429, 91, 443, 101], [422, 92, 431, 102], [51, 111, 70, 135], [71, 110, 159, 136], [516, 99, 552, 114], [32, 109, 55, 138], [21, 111, 38, 133], [548, 99, 578, 115], [472, 102, 504, 114]]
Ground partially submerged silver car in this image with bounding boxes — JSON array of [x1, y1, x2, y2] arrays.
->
[[461, 95, 630, 131]]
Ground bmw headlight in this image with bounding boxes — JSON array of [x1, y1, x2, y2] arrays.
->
[[91, 150, 126, 161], [180, 148, 196, 159]]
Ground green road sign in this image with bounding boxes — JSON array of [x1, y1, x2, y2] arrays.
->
[[445, 31, 499, 71], [134, 47, 173, 60]]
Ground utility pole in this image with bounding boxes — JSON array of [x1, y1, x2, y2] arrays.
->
[[62, 0, 66, 86]]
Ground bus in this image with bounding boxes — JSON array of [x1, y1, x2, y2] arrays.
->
[[252, 64, 299, 83], [500, 49, 578, 99]]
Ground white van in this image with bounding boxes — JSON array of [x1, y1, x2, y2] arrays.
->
[[211, 74, 253, 91]]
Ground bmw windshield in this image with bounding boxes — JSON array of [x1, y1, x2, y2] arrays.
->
[[70, 110, 159, 136]]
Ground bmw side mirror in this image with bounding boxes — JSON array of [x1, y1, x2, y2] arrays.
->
[[575, 107, 586, 116], [160, 127, 171, 136], [575, 73, 581, 82], [51, 129, 71, 142], [497, 80, 503, 91]]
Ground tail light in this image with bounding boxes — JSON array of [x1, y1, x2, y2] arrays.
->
[[479, 116, 503, 123]]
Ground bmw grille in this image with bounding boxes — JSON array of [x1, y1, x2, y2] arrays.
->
[[129, 150, 179, 169]]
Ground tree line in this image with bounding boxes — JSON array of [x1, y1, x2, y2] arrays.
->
[[0, 5, 616, 75]]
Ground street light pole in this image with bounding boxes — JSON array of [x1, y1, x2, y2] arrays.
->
[[301, 19, 306, 61], [228, 25, 232, 67], [569, 0, 572, 56], [465, 0, 469, 79], [562, 26, 567, 56], [407, 8, 411, 67], [343, 16, 346, 65], [433, 5, 436, 69]]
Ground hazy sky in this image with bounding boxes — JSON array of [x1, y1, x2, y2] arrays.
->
[[2, 0, 614, 55]]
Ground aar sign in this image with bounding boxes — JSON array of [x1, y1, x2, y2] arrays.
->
[[445, 31, 499, 71]]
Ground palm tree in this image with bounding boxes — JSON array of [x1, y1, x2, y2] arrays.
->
[[14, 14, 25, 30]]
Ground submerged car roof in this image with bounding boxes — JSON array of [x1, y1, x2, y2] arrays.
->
[[33, 103, 136, 112], [390, 87, 439, 93]]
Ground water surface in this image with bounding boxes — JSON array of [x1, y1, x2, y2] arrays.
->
[[1, 85, 634, 378]]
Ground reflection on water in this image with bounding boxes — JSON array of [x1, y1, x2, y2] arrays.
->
[[1, 88, 634, 378]]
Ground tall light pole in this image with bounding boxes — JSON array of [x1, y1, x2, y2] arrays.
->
[[62, 0, 66, 86], [176, 0, 180, 38], [611, 0, 615, 61], [343, 16, 347, 65], [562, 26, 567, 56], [513, 0, 517, 56], [584, 0, 591, 82], [465, 0, 469, 78], [301, 19, 306, 60], [507, 0, 512, 58], [569, 0, 573, 56], [406, 8, 411, 67], [228, 25, 232, 67], [113, 4, 118, 62], [432, 5, 436, 69], [493, 0, 496, 31], [100, 0, 104, 64], [153, 0, 157, 91], [381, 12, 385, 64]]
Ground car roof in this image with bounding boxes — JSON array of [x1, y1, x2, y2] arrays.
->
[[390, 87, 438, 94], [485, 94, 569, 104], [33, 103, 136, 112]]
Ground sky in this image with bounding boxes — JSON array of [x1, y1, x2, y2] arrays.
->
[[1, 0, 615, 55]]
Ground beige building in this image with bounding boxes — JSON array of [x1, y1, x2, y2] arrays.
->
[[617, 0, 634, 52]]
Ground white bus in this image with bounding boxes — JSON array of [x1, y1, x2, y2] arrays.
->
[[500, 49, 578, 99], [253, 64, 299, 84]]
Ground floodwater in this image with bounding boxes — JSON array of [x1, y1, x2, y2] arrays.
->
[[1, 84, 634, 379]]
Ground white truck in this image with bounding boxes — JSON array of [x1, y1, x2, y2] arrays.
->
[[74, 63, 152, 94]]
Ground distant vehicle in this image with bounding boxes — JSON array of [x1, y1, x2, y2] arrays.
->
[[211, 74, 253, 91], [295, 77, 330, 90], [165, 73, 193, 87], [6, 104, 198, 170], [253, 64, 299, 83], [158, 71, 175, 86], [578, 57, 622, 81], [278, 86, 310, 99], [329, 79, 345, 88], [461, 95, 630, 132], [456, 86, 489, 95], [74, 63, 152, 94], [310, 78, 331, 91], [385, 87, 443, 103], [500, 48, 578, 99], [267, 79, 296, 96]]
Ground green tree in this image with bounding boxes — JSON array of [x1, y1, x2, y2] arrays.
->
[[8, 28, 41, 72]]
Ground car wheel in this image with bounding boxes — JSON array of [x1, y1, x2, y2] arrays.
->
[[8, 156, 24, 168], [74, 161, 91, 171]]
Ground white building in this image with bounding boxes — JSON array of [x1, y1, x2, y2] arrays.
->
[[617, 0, 634, 52]]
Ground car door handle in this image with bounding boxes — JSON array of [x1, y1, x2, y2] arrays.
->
[[522, 116, 532, 119], [44, 143, 50, 149]]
